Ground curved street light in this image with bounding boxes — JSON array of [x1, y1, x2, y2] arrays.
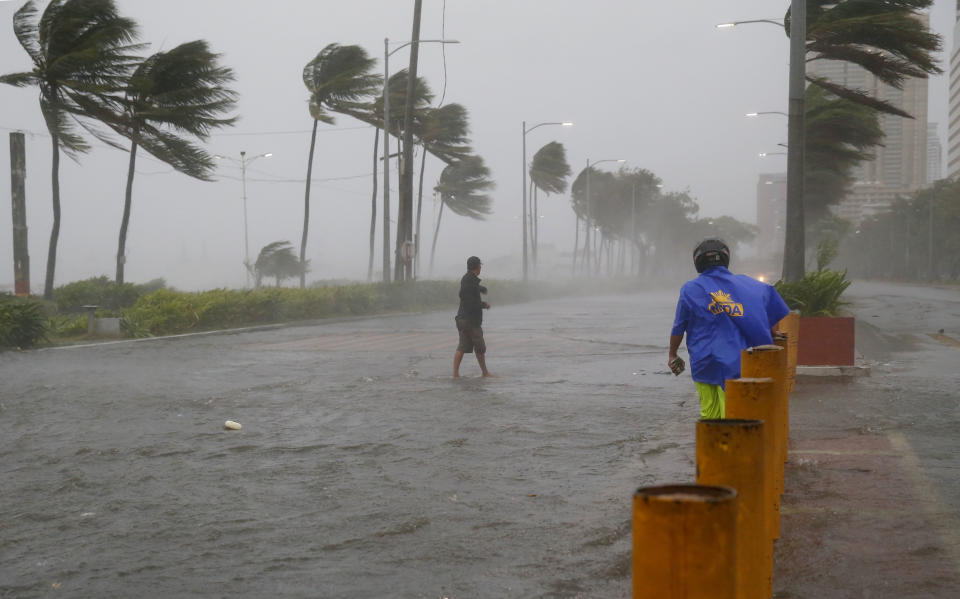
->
[[716, 19, 784, 28], [215, 151, 273, 287], [382, 37, 459, 283], [746, 111, 788, 117], [522, 120, 573, 280]]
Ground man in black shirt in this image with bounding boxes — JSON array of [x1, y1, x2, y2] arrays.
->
[[454, 255, 492, 377]]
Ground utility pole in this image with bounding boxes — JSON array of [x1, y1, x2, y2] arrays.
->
[[783, 0, 806, 282], [9, 132, 29, 296], [397, 0, 423, 282]]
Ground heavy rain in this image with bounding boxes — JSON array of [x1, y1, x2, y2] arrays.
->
[[1, 1, 959, 597]]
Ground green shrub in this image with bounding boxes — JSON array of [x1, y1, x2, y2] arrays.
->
[[775, 269, 851, 317], [49, 314, 88, 337], [0, 295, 49, 349]]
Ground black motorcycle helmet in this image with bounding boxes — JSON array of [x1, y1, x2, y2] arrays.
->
[[693, 238, 730, 273]]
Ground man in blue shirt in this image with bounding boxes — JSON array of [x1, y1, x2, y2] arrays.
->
[[668, 239, 790, 419]]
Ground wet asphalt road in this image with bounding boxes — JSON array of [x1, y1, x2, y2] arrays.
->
[[1, 282, 958, 598]]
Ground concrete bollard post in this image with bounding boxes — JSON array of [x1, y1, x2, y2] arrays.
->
[[725, 378, 779, 547], [773, 336, 792, 446], [740, 345, 789, 476], [633, 484, 737, 599], [696, 418, 770, 599]]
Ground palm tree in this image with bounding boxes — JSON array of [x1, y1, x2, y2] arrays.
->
[[789, 0, 941, 117], [804, 85, 883, 224], [107, 40, 238, 284], [302, 43, 381, 287], [0, 0, 141, 299], [253, 241, 306, 288], [528, 141, 571, 268], [414, 103, 471, 277], [429, 155, 494, 273]]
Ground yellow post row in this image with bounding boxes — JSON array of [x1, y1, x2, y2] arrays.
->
[[773, 336, 791, 445], [697, 418, 771, 599], [725, 377, 779, 547], [741, 345, 789, 473], [633, 485, 737, 599]]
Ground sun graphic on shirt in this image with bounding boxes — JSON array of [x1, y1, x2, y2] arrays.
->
[[708, 290, 744, 317]]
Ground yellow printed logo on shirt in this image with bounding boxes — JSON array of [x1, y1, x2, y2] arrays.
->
[[708, 290, 744, 317]]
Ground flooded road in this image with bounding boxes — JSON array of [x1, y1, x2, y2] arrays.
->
[[2, 290, 694, 598], [3, 282, 958, 598]]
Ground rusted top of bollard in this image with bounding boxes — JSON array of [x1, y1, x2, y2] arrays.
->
[[730, 377, 775, 384], [697, 418, 763, 428], [746, 344, 781, 354], [634, 484, 737, 504]]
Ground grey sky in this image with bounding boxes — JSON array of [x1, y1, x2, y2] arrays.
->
[[0, 1, 954, 289]]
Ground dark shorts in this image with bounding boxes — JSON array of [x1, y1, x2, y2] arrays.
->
[[456, 318, 486, 354]]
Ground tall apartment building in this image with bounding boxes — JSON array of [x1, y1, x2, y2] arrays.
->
[[948, 2, 960, 178], [756, 172, 786, 260], [928, 122, 943, 184], [808, 14, 930, 223]]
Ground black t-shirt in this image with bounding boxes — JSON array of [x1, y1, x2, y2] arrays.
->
[[456, 271, 484, 326]]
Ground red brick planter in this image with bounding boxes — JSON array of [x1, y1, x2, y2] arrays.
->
[[797, 316, 855, 366]]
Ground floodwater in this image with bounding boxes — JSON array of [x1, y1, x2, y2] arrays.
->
[[1, 291, 695, 598], [4, 282, 959, 598]]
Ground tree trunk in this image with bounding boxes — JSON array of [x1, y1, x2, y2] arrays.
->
[[572, 216, 580, 275], [430, 198, 445, 275], [117, 136, 139, 284], [300, 118, 319, 288], [368, 127, 379, 281], [415, 144, 427, 279], [44, 132, 61, 300]]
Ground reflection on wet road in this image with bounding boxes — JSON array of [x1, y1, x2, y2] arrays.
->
[[1, 291, 691, 598]]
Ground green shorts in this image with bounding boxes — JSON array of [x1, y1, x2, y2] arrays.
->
[[694, 382, 726, 420]]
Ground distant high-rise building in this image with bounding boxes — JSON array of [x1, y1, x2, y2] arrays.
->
[[808, 14, 930, 223], [928, 122, 942, 184], [756, 172, 786, 260], [949, 3, 960, 178]]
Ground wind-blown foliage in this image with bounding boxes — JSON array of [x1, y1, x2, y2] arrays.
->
[[787, 0, 941, 117], [108, 40, 238, 284], [254, 241, 307, 288], [430, 155, 494, 272], [804, 85, 883, 224], [530, 142, 571, 195], [0, 0, 142, 299], [301, 44, 381, 287]]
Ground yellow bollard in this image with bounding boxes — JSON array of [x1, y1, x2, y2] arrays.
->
[[783, 311, 799, 389], [697, 418, 770, 599], [773, 336, 791, 451], [725, 378, 779, 546], [741, 345, 788, 477], [633, 484, 737, 599]]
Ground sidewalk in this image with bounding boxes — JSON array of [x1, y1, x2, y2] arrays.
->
[[773, 283, 960, 598]]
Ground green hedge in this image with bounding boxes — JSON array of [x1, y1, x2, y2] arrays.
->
[[53, 276, 166, 313]]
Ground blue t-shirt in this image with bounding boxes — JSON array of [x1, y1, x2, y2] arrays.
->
[[671, 266, 790, 387]]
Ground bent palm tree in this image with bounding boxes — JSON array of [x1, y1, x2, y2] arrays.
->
[[0, 0, 141, 299], [429, 155, 494, 273], [415, 103, 471, 277], [302, 43, 381, 287], [528, 141, 571, 268], [108, 40, 238, 284], [788, 0, 941, 117]]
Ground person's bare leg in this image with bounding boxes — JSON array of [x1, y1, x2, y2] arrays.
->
[[453, 350, 465, 378], [476, 352, 492, 377]]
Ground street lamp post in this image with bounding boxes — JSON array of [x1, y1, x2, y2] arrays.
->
[[745, 111, 788, 118], [216, 151, 272, 287], [382, 37, 459, 283], [583, 158, 625, 275], [717, 10, 804, 281], [521, 121, 572, 281]]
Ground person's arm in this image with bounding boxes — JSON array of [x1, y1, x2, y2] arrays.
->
[[668, 334, 683, 363]]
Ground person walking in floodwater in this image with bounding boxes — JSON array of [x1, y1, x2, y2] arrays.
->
[[668, 238, 790, 418], [454, 256, 492, 378]]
